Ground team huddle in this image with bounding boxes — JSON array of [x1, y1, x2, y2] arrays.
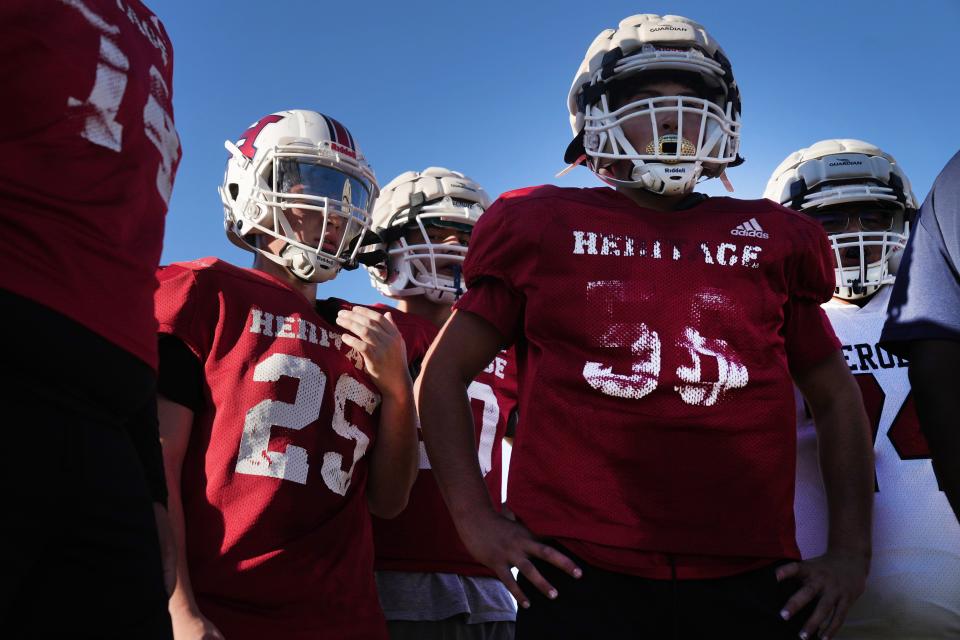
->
[[3, 3, 959, 640]]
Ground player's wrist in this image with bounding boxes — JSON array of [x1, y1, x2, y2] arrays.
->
[[168, 587, 202, 618], [823, 545, 872, 568], [374, 369, 414, 403], [449, 496, 500, 531]]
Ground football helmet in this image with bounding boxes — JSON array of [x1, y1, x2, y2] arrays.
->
[[565, 14, 742, 195], [220, 109, 379, 283], [764, 139, 917, 300], [365, 167, 491, 304]]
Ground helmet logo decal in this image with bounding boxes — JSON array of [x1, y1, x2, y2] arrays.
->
[[827, 158, 863, 167], [649, 25, 688, 33], [236, 114, 284, 160]]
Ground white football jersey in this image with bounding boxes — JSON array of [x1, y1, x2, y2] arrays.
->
[[795, 285, 960, 638]]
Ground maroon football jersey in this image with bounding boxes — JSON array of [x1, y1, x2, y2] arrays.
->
[[155, 258, 386, 640], [454, 186, 839, 572], [373, 308, 519, 575], [0, 1, 180, 369]]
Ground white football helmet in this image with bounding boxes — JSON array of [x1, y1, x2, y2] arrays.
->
[[565, 14, 742, 195], [764, 139, 917, 300], [365, 167, 491, 304], [220, 109, 379, 283]]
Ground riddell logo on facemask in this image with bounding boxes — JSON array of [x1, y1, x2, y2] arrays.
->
[[664, 167, 686, 174]]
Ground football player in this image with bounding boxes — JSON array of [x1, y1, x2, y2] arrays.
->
[[766, 139, 960, 638], [881, 150, 960, 523], [154, 109, 418, 640], [1, 1, 180, 637], [418, 14, 874, 640], [364, 168, 518, 639]]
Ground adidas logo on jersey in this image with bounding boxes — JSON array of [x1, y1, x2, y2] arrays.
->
[[731, 218, 769, 239]]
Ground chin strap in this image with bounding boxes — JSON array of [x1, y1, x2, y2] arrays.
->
[[452, 264, 463, 299], [556, 154, 587, 178], [351, 234, 386, 270], [719, 171, 735, 192], [344, 230, 386, 271], [278, 243, 342, 283], [850, 278, 866, 296], [280, 244, 318, 281]]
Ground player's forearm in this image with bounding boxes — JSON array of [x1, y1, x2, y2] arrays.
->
[[366, 380, 418, 519], [908, 340, 960, 521], [165, 473, 202, 617], [815, 389, 874, 558], [157, 397, 202, 615], [417, 357, 496, 528], [796, 351, 874, 559]]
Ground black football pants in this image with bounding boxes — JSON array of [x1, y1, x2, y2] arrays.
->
[[516, 543, 814, 640], [0, 290, 172, 639]]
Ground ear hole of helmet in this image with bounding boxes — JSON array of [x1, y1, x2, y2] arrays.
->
[[262, 164, 275, 191]]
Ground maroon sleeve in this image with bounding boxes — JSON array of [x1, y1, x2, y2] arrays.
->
[[154, 264, 212, 360], [454, 278, 525, 346], [783, 220, 841, 372], [386, 307, 438, 364], [783, 299, 840, 372], [460, 196, 541, 287], [461, 198, 513, 285], [454, 196, 539, 346]]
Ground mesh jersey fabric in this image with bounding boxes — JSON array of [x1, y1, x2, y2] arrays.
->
[[454, 185, 840, 575], [795, 285, 960, 638], [0, 0, 180, 369], [155, 257, 386, 640], [372, 308, 519, 576]]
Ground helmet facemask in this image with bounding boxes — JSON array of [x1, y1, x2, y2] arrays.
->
[[810, 202, 909, 300], [572, 47, 742, 195], [378, 197, 480, 305]]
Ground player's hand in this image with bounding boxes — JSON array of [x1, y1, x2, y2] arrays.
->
[[153, 502, 177, 597], [776, 550, 869, 640], [171, 607, 225, 640], [457, 508, 582, 608], [336, 307, 411, 398]]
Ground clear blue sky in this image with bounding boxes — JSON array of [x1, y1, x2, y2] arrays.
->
[[157, 0, 960, 306]]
